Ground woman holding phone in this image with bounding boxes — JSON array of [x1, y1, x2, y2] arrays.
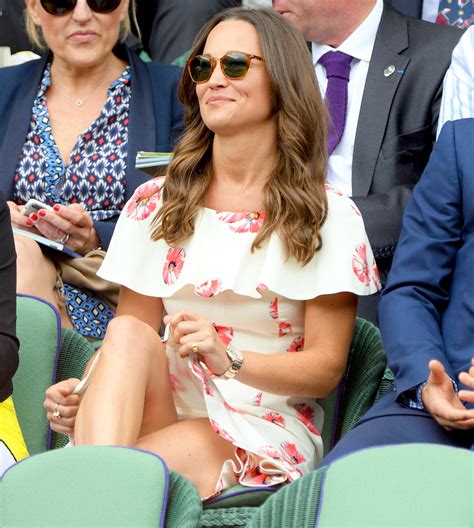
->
[[0, 0, 183, 339]]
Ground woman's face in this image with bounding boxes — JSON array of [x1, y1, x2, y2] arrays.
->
[[27, 0, 130, 69], [195, 20, 275, 137]]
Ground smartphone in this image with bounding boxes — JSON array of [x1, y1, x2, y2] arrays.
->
[[23, 198, 54, 216]]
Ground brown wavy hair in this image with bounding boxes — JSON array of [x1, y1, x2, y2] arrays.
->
[[152, 7, 329, 265]]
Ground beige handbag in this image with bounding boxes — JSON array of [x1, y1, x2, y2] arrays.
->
[[54, 249, 119, 311]]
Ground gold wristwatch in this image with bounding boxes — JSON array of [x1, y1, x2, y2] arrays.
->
[[220, 344, 244, 379]]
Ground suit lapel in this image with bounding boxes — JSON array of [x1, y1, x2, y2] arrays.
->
[[352, 4, 410, 196]]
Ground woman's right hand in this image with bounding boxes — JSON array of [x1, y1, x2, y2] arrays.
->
[[7, 201, 37, 232], [44, 378, 81, 435]]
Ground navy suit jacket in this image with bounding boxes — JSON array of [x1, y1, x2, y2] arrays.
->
[[0, 47, 183, 249], [367, 119, 474, 421]]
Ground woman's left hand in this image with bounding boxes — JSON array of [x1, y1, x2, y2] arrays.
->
[[29, 203, 101, 255], [164, 311, 230, 376]]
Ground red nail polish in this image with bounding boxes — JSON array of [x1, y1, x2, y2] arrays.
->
[[26, 219, 33, 226], [30, 213, 38, 221], [38, 209, 46, 217], [53, 204, 61, 212]]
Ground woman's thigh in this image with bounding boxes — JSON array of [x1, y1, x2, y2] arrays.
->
[[135, 417, 235, 498], [14, 234, 73, 328]]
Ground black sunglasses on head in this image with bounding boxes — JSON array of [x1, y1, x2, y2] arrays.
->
[[40, 0, 121, 16]]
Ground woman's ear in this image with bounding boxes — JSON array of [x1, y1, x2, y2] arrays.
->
[[25, 0, 42, 26]]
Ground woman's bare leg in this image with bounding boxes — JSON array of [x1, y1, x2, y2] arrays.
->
[[136, 418, 236, 498], [74, 315, 178, 445], [14, 234, 73, 330]]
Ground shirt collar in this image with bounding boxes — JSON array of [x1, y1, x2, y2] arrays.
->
[[312, 0, 383, 65]]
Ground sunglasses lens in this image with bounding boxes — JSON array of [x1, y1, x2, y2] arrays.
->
[[189, 56, 212, 83], [41, 0, 76, 15], [41, 0, 121, 15], [222, 53, 249, 79], [89, 0, 121, 13]]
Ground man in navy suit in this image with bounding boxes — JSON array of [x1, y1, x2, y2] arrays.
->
[[322, 119, 474, 464], [272, 0, 461, 323]]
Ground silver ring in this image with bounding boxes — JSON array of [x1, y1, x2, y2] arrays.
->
[[52, 403, 62, 420], [57, 232, 70, 245]]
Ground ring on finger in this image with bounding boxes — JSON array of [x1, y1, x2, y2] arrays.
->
[[52, 403, 62, 420], [57, 232, 70, 245], [191, 343, 200, 354]]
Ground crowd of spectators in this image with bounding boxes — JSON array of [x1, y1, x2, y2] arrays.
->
[[0, 0, 473, 507]]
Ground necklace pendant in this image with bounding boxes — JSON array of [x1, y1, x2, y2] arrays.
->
[[75, 99, 84, 107]]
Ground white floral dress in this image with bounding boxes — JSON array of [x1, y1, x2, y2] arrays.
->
[[98, 176, 380, 495]]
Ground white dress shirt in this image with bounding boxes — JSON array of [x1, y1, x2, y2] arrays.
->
[[312, 0, 383, 197], [437, 26, 474, 135], [422, 0, 439, 23]]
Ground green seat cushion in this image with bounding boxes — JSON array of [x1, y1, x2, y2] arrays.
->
[[12, 295, 61, 455], [0, 446, 192, 527], [317, 444, 473, 527], [247, 467, 327, 528]]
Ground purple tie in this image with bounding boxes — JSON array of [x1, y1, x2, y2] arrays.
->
[[319, 51, 353, 155]]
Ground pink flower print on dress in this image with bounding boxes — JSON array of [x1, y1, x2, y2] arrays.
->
[[372, 258, 381, 289], [190, 359, 213, 396], [287, 336, 304, 352], [195, 278, 222, 297], [269, 297, 278, 319], [324, 182, 343, 196], [259, 445, 281, 461], [278, 322, 292, 337], [352, 243, 370, 286], [253, 392, 263, 407], [247, 471, 278, 486], [256, 283, 268, 291], [217, 211, 265, 233], [169, 374, 185, 393], [162, 247, 186, 285], [294, 403, 321, 435], [209, 419, 236, 443], [280, 442, 305, 466], [262, 412, 286, 427], [350, 202, 362, 217], [213, 325, 234, 346], [124, 179, 162, 220]]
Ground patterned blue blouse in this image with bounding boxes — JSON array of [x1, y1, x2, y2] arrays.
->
[[13, 63, 132, 339]]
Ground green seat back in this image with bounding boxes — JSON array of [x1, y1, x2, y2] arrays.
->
[[0, 446, 202, 527], [319, 317, 388, 453], [317, 444, 473, 527], [12, 295, 61, 455], [249, 444, 473, 527]]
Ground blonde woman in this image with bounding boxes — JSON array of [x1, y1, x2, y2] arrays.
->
[[0, 0, 183, 340], [45, 8, 380, 498]]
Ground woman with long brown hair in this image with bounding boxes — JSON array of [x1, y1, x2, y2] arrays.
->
[[44, 8, 379, 499]]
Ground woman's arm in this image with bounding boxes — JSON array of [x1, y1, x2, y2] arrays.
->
[[0, 194, 20, 402], [116, 286, 164, 333], [168, 291, 357, 399]]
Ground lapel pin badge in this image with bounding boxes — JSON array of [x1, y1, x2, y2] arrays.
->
[[384, 64, 396, 77]]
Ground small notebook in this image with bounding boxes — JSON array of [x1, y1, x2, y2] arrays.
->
[[13, 228, 82, 259], [135, 151, 173, 176]]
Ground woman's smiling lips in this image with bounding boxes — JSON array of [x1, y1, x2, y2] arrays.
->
[[206, 96, 234, 105]]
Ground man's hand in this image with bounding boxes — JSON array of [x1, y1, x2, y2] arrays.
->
[[458, 357, 474, 405], [422, 360, 474, 431]]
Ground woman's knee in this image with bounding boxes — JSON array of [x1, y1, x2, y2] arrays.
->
[[103, 315, 164, 365], [14, 235, 57, 291]]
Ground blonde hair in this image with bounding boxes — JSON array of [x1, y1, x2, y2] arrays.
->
[[24, 0, 139, 51], [152, 8, 329, 266]]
